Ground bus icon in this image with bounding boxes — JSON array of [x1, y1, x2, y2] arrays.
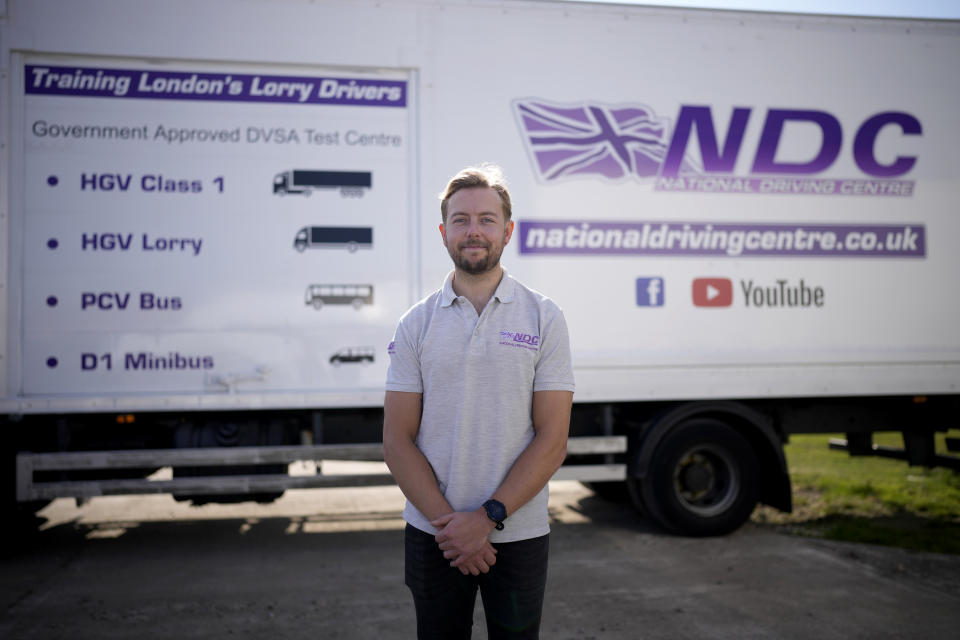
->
[[305, 284, 374, 310], [294, 226, 373, 252], [329, 347, 375, 366], [273, 170, 372, 197]]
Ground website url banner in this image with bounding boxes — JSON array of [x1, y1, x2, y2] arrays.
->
[[519, 220, 925, 258]]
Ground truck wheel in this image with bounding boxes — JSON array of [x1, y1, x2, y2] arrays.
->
[[640, 418, 757, 536]]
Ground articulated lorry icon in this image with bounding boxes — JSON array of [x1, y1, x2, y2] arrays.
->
[[273, 170, 372, 197], [294, 226, 373, 252]]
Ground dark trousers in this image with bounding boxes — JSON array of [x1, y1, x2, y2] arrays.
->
[[404, 524, 550, 640]]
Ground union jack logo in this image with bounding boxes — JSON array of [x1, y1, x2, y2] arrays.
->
[[513, 98, 699, 182]]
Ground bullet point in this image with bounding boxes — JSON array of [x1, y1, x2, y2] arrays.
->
[[47, 175, 59, 187], [47, 238, 58, 249], [46, 357, 58, 368], [46, 296, 58, 307]]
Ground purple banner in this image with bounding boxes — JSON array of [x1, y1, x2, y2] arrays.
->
[[25, 65, 406, 108], [654, 176, 914, 197], [519, 220, 925, 258]]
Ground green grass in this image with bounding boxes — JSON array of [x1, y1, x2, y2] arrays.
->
[[751, 430, 960, 554]]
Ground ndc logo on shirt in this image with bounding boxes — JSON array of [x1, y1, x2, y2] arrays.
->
[[692, 278, 733, 307], [636, 277, 665, 307], [499, 330, 540, 351]]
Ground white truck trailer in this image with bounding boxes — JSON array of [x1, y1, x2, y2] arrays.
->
[[2, 0, 958, 535]]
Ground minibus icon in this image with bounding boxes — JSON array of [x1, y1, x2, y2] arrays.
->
[[329, 347, 375, 366], [294, 226, 373, 252], [304, 284, 374, 310]]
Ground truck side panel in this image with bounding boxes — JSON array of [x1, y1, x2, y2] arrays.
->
[[3, 2, 957, 414]]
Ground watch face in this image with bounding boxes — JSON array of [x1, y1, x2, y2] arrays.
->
[[485, 500, 506, 521]]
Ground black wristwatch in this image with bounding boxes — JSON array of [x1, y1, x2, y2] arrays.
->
[[483, 499, 507, 530]]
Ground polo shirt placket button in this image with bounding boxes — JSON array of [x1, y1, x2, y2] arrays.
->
[[470, 327, 484, 355]]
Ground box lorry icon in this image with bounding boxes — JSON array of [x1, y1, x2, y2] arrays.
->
[[273, 169, 372, 197], [294, 226, 373, 252], [304, 284, 373, 310]]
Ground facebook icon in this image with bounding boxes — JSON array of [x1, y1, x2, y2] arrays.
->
[[636, 277, 665, 307]]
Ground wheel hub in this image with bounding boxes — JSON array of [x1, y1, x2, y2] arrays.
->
[[679, 455, 714, 495], [672, 445, 740, 517]]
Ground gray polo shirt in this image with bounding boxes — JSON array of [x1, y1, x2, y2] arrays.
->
[[386, 268, 575, 543]]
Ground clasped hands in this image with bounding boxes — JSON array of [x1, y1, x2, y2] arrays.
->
[[431, 508, 498, 576]]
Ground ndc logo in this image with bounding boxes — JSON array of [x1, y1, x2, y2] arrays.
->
[[636, 277, 665, 307], [513, 99, 920, 190], [692, 278, 732, 307]]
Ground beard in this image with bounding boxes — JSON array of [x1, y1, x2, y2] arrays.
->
[[448, 239, 503, 275]]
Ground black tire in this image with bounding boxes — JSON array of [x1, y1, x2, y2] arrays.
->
[[640, 418, 758, 536], [625, 476, 647, 514]]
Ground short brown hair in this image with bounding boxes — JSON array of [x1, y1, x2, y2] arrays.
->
[[439, 164, 512, 223]]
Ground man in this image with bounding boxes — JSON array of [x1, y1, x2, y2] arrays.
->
[[383, 164, 575, 639]]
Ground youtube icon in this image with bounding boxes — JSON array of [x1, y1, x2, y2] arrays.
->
[[692, 277, 733, 307]]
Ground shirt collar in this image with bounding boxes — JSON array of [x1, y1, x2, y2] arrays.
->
[[492, 266, 516, 304], [440, 271, 458, 307], [439, 266, 515, 307]]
